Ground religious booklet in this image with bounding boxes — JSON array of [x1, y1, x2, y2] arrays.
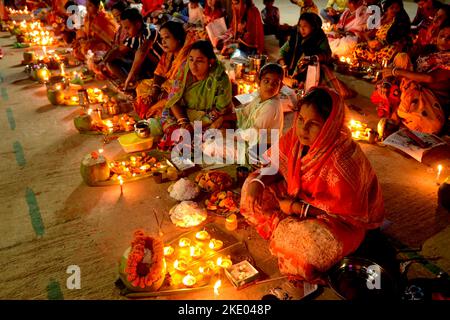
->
[[205, 17, 228, 47], [381, 129, 448, 163]]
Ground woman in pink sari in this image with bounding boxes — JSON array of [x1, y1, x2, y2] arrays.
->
[[240, 87, 385, 282]]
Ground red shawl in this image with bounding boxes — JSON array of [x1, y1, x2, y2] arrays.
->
[[275, 87, 385, 229], [231, 1, 265, 54]]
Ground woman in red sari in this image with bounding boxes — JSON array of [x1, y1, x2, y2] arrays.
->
[[227, 0, 265, 54], [240, 87, 385, 282]]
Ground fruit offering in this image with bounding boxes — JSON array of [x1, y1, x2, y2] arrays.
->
[[195, 171, 233, 192], [205, 191, 240, 215]]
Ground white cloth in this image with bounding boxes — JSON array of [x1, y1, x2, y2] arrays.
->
[[327, 6, 369, 57], [188, 4, 204, 25]]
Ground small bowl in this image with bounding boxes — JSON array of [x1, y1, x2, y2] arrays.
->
[[134, 121, 151, 139]]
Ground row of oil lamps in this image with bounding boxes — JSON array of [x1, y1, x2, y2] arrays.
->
[[163, 230, 233, 288]]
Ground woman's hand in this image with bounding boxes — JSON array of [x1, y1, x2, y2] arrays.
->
[[382, 68, 394, 78], [246, 181, 265, 213], [279, 199, 295, 215]]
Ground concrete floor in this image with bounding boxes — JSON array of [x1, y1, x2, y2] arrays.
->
[[1, 0, 450, 300]]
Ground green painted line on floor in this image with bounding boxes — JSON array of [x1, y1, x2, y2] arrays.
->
[[46, 279, 64, 300], [1, 87, 8, 101], [6, 108, 16, 130], [13, 141, 26, 167], [25, 187, 45, 237]]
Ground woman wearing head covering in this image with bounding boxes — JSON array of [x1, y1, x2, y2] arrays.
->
[[279, 13, 332, 81], [279, 13, 354, 99], [158, 40, 233, 150], [240, 87, 385, 282], [353, 0, 411, 65]]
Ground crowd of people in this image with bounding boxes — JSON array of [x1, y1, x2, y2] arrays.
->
[[2, 0, 449, 292]]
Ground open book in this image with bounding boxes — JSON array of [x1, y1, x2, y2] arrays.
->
[[205, 17, 228, 47], [382, 129, 447, 163]]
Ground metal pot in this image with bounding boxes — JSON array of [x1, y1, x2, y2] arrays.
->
[[248, 54, 268, 73], [134, 120, 151, 139], [327, 257, 401, 301]]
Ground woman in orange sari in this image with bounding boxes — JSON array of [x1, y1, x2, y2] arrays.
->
[[74, 0, 118, 61], [240, 87, 385, 283]]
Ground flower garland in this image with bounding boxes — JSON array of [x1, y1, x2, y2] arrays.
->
[[125, 230, 165, 288]]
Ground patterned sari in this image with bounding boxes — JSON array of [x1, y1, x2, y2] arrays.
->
[[158, 60, 232, 149], [240, 87, 385, 280]]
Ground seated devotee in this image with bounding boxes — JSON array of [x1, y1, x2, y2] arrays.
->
[[92, 1, 129, 79], [412, 0, 442, 34], [203, 0, 226, 25], [240, 87, 385, 284], [220, 0, 265, 55], [235, 63, 285, 135], [134, 21, 188, 119], [278, 13, 332, 83], [179, 0, 204, 25], [320, 0, 348, 25], [261, 0, 280, 36], [327, 0, 368, 58], [290, 0, 319, 15], [163, 0, 185, 15], [278, 12, 354, 98], [353, 0, 411, 66], [73, 0, 118, 62], [105, 8, 163, 90], [378, 24, 450, 134], [203, 63, 289, 163], [411, 4, 450, 58], [158, 40, 233, 150], [263, 0, 293, 47], [50, 1, 86, 45]]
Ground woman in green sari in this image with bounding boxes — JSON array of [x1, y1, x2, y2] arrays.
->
[[158, 40, 233, 150]]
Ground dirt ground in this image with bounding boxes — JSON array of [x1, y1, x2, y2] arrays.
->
[[1, 1, 449, 301]]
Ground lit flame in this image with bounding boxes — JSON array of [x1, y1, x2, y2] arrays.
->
[[98, 148, 104, 154], [195, 230, 210, 241], [182, 273, 196, 287], [214, 280, 222, 296], [60, 63, 65, 76], [163, 245, 174, 256], [438, 164, 443, 174], [179, 238, 191, 248], [87, 109, 92, 115], [118, 176, 123, 185]]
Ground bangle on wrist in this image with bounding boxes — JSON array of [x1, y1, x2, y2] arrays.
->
[[391, 67, 397, 77]]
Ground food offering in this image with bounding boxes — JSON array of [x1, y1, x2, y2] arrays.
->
[[74, 112, 136, 134], [205, 191, 240, 216], [195, 171, 233, 193], [80, 151, 181, 186]]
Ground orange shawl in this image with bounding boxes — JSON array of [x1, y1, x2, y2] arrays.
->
[[276, 88, 385, 229], [85, 10, 118, 46]]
